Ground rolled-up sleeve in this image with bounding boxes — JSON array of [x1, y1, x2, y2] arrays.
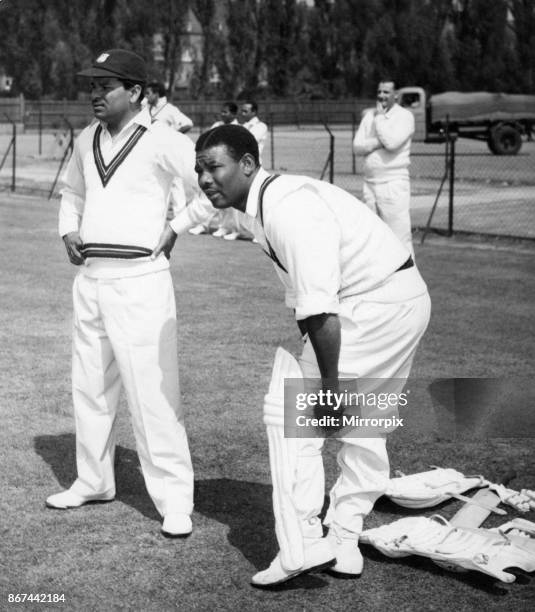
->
[[266, 187, 341, 320]]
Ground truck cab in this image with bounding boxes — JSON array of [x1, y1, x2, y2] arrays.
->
[[397, 86, 427, 142]]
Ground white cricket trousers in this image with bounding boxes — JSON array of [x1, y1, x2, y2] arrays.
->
[[295, 266, 430, 535], [69, 269, 194, 517], [364, 178, 413, 254]]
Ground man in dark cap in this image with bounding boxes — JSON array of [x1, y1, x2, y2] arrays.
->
[[46, 49, 200, 539]]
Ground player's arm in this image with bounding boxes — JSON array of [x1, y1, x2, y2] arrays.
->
[[174, 107, 194, 134], [152, 131, 215, 258], [59, 138, 85, 265], [353, 111, 382, 155], [268, 190, 342, 384], [375, 109, 415, 150], [302, 313, 341, 384], [255, 121, 268, 143]]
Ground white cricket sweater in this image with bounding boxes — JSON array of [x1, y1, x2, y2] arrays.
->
[[59, 108, 200, 278], [353, 104, 415, 182]]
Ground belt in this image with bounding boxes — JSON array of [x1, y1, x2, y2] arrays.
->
[[396, 256, 414, 272]]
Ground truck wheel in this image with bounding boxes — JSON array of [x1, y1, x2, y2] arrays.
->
[[489, 125, 522, 155]]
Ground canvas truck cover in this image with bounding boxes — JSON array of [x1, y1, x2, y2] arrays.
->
[[430, 91, 535, 123]]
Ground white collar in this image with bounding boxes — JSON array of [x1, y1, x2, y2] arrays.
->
[[153, 96, 168, 110], [384, 103, 399, 118], [100, 107, 151, 136]]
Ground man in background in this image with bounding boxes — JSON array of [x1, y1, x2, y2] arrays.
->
[[353, 79, 415, 253], [239, 99, 268, 161], [211, 101, 239, 128], [145, 81, 193, 134]]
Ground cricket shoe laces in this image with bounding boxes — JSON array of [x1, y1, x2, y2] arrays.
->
[[326, 523, 364, 577]]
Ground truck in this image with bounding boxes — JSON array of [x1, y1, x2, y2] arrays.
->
[[396, 86, 535, 155]]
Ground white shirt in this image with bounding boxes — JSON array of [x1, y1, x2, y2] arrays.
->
[[210, 119, 239, 129], [149, 97, 193, 132], [242, 116, 268, 155], [60, 108, 202, 278], [170, 169, 411, 320], [353, 103, 414, 182]]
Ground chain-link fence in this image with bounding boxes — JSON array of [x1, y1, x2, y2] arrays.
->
[[1, 113, 534, 241], [313, 127, 535, 241]]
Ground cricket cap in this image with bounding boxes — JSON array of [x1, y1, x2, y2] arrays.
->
[[77, 49, 147, 82]]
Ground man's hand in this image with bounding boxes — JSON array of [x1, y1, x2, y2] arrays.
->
[[62, 231, 84, 265], [375, 101, 386, 116], [151, 223, 178, 260]]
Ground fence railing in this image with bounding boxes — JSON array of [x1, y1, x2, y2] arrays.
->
[[1, 116, 533, 241], [329, 127, 535, 241], [0, 97, 373, 132]]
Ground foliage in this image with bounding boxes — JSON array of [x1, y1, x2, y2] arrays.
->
[[0, 0, 533, 99]]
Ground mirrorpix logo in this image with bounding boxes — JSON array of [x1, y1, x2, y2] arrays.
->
[[284, 379, 407, 438]]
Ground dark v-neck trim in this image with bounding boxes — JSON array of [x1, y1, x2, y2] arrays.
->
[[93, 123, 147, 187]]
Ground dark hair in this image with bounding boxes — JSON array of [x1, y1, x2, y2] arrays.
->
[[196, 125, 260, 166], [223, 101, 238, 114], [240, 99, 258, 113], [146, 81, 167, 97], [378, 78, 396, 89], [118, 79, 145, 105], [119, 79, 146, 90]]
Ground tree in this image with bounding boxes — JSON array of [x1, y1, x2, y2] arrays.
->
[[225, 0, 264, 97], [261, 0, 307, 97], [451, 0, 516, 91], [507, 0, 535, 92]]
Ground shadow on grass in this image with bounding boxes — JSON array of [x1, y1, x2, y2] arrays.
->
[[35, 435, 330, 590], [34, 433, 160, 520], [195, 478, 330, 591], [361, 543, 516, 596]]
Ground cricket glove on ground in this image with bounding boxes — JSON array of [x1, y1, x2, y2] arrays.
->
[[487, 485, 535, 513]]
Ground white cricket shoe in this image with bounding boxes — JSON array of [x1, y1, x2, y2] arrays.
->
[[212, 228, 229, 238], [223, 231, 240, 241], [251, 538, 335, 587], [46, 489, 114, 509], [188, 225, 207, 235], [161, 513, 192, 538], [326, 525, 363, 577]]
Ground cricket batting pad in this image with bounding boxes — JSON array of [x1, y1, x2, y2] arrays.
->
[[263, 347, 305, 571]]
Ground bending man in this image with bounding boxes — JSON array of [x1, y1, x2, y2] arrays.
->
[[158, 125, 431, 586]]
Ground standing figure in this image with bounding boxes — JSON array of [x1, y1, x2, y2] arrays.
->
[[145, 81, 193, 133], [47, 49, 199, 539], [353, 79, 415, 253]]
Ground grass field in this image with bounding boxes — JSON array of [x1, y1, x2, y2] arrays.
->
[[1, 192, 534, 611]]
